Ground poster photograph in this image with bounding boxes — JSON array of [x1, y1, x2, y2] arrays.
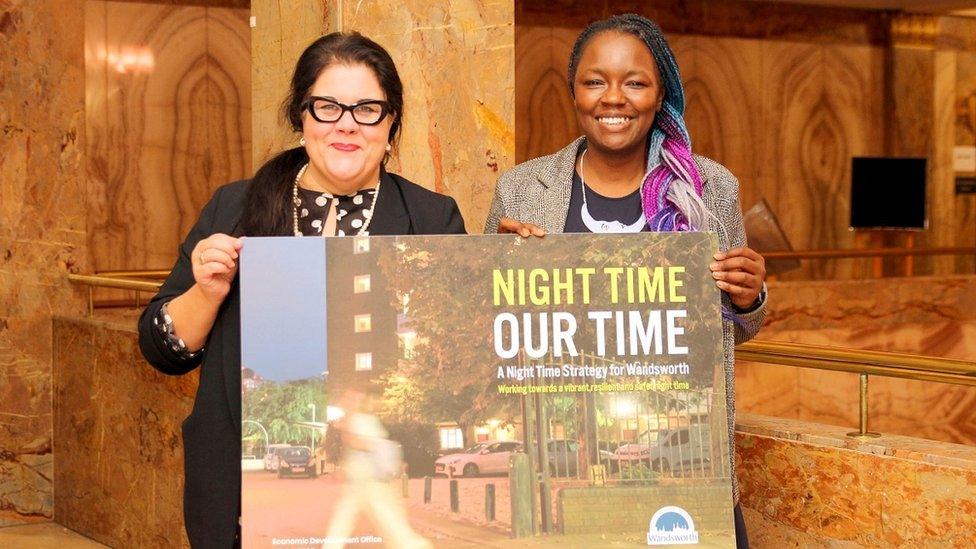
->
[[240, 233, 734, 548]]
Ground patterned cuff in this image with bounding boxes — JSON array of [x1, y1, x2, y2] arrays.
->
[[154, 301, 202, 360]]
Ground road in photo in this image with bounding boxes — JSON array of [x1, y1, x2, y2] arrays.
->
[[242, 471, 510, 548]]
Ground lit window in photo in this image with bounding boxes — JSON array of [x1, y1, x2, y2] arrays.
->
[[439, 427, 463, 449], [354, 274, 371, 294], [399, 330, 417, 358], [355, 352, 372, 371], [353, 237, 370, 254], [354, 314, 372, 333]]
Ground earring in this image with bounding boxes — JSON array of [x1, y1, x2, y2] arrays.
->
[[300, 136, 307, 146], [385, 144, 391, 152]]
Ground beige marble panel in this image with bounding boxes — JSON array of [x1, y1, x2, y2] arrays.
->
[[0, 0, 89, 526], [762, 276, 976, 331], [735, 414, 976, 547], [514, 25, 577, 163], [86, 1, 251, 275], [760, 41, 886, 280], [672, 36, 764, 198], [342, 0, 515, 232], [52, 315, 196, 548], [736, 276, 976, 447]]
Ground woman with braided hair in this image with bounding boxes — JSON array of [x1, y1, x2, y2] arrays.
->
[[485, 13, 765, 548]]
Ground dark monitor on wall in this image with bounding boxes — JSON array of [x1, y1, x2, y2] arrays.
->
[[849, 157, 927, 230]]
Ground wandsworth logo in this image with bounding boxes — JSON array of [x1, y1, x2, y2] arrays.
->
[[646, 505, 700, 545]]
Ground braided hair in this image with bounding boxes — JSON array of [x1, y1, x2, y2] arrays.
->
[[568, 14, 708, 232]]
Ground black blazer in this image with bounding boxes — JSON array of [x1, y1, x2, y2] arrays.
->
[[138, 172, 465, 548]]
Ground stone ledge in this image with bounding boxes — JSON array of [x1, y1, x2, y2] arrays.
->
[[735, 413, 976, 547], [736, 412, 976, 472]]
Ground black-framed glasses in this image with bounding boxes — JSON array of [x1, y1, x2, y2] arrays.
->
[[304, 96, 390, 125]]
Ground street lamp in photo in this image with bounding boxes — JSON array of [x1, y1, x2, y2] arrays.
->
[[308, 403, 317, 454]]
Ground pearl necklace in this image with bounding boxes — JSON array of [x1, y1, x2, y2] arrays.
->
[[292, 163, 380, 237], [578, 149, 647, 233]]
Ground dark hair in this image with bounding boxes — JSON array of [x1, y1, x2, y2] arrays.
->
[[566, 13, 683, 114], [240, 32, 405, 236]]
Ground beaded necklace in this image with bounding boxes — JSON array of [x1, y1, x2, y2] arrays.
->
[[291, 163, 380, 237]]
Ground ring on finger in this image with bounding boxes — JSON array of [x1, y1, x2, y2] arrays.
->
[[198, 249, 207, 265]]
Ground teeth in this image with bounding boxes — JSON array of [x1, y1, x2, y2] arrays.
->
[[599, 117, 629, 126]]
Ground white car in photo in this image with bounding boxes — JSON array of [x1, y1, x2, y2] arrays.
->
[[434, 440, 522, 477], [609, 425, 711, 474]]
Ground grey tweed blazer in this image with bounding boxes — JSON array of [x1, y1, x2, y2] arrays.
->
[[485, 136, 767, 501]]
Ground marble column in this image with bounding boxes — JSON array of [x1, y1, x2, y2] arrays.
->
[[883, 14, 956, 276], [0, 0, 89, 526]]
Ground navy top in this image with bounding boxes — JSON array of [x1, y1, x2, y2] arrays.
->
[[563, 169, 648, 233]]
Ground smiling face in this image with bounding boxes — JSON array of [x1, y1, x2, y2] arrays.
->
[[573, 31, 663, 160], [301, 63, 394, 195]]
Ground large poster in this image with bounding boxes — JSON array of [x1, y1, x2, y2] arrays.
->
[[240, 233, 733, 548]]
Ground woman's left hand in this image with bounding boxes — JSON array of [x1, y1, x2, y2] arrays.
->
[[710, 247, 766, 310]]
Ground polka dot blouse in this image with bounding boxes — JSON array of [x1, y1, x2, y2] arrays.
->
[[295, 186, 378, 236]]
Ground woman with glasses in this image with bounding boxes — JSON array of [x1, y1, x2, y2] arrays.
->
[[485, 14, 765, 548], [138, 32, 464, 547]]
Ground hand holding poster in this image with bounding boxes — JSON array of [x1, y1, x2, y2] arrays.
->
[[240, 233, 734, 548]]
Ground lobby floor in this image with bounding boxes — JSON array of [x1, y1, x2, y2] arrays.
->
[[0, 523, 107, 548]]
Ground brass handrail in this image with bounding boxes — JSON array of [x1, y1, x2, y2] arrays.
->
[[736, 340, 976, 381], [95, 269, 171, 278], [68, 273, 163, 316], [68, 274, 162, 292], [736, 339, 976, 437]]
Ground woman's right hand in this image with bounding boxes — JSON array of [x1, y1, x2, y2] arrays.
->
[[190, 233, 243, 304], [498, 217, 546, 238]]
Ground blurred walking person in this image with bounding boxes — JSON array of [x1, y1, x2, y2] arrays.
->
[[323, 390, 431, 549]]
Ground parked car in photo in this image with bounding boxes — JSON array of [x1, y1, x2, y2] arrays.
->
[[263, 443, 292, 471], [241, 453, 264, 472], [434, 440, 522, 477], [545, 439, 614, 477], [609, 425, 711, 474], [277, 446, 317, 478]]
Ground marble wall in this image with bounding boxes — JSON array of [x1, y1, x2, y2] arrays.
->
[[85, 0, 251, 275], [52, 314, 195, 547], [250, 0, 515, 232], [736, 414, 976, 547], [514, 0, 976, 280], [0, 0, 89, 526], [736, 276, 976, 446]]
